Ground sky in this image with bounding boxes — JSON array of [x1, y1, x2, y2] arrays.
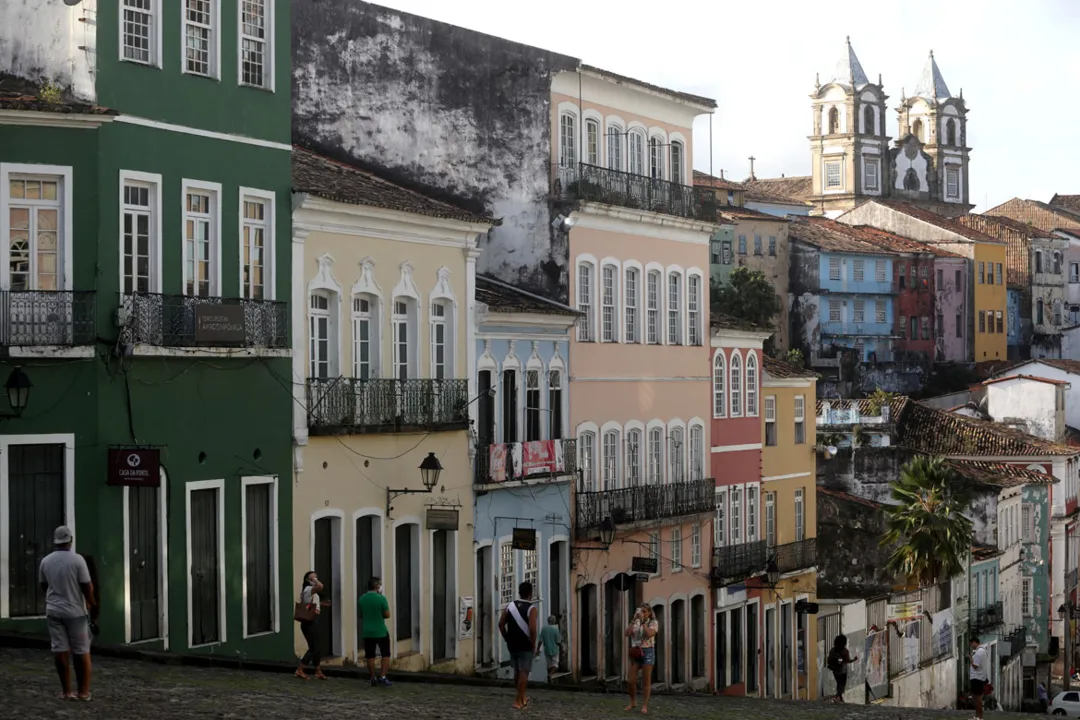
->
[[371, 0, 1080, 213]]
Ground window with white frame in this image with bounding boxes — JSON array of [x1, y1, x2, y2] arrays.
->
[[853, 259, 864, 282], [184, 185, 216, 297], [875, 259, 886, 282], [392, 299, 412, 380], [1022, 577, 1032, 616], [730, 486, 742, 546], [794, 395, 806, 444], [548, 370, 563, 439], [764, 396, 777, 446], [585, 119, 600, 165], [670, 141, 684, 184], [602, 430, 618, 491], [1022, 503, 1033, 543], [746, 486, 758, 541], [649, 137, 664, 179], [875, 300, 886, 323], [241, 195, 268, 299], [714, 489, 727, 548], [523, 548, 538, 593], [500, 542, 515, 607], [730, 352, 742, 417], [647, 428, 662, 485], [669, 427, 685, 484], [691, 525, 701, 567], [628, 130, 645, 176], [352, 295, 378, 379], [829, 257, 841, 281], [648, 533, 659, 568], [712, 352, 726, 417], [309, 293, 333, 380], [430, 300, 448, 380], [671, 526, 682, 571], [746, 352, 758, 416], [689, 425, 703, 479], [825, 161, 842, 189], [864, 158, 879, 191], [647, 270, 661, 344], [794, 488, 805, 541], [853, 298, 865, 323], [525, 369, 541, 442], [946, 166, 960, 199], [828, 299, 841, 322], [607, 126, 623, 171], [688, 274, 701, 346], [122, 0, 157, 65], [625, 267, 639, 342], [626, 429, 641, 486], [580, 431, 596, 492], [122, 180, 154, 294], [668, 272, 682, 345], [601, 264, 617, 342], [765, 491, 776, 547], [240, 0, 271, 89], [184, 0, 216, 77], [577, 262, 593, 341], [559, 113, 576, 167]]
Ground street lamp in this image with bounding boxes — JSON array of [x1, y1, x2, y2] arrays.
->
[[766, 557, 781, 588], [599, 515, 617, 547], [386, 452, 444, 515], [1, 366, 30, 418]]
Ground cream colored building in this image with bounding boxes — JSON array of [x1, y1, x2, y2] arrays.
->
[[290, 148, 495, 673]]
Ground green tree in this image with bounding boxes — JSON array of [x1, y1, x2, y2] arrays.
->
[[710, 267, 780, 329], [881, 456, 972, 586]]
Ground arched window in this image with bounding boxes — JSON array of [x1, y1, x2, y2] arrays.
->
[[730, 352, 742, 417], [945, 118, 956, 146], [912, 118, 923, 141], [391, 296, 417, 380], [1036, 298, 1045, 325], [577, 261, 594, 341], [309, 291, 336, 380], [828, 107, 840, 135], [547, 368, 563, 439], [602, 429, 619, 490], [1036, 251, 1043, 274], [668, 427, 685, 484], [352, 294, 379, 379], [746, 352, 758, 416], [607, 125, 623, 172], [430, 299, 452, 380], [1054, 252, 1063, 275], [689, 424, 704, 480], [649, 137, 664, 179], [585, 119, 600, 165], [559, 112, 577, 167], [579, 431, 596, 492], [647, 427, 663, 485], [863, 105, 875, 135], [628, 130, 646, 176], [626, 429, 642, 486], [712, 352, 726, 418], [670, 141, 684, 184]]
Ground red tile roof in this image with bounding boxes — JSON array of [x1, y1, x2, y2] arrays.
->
[[763, 355, 819, 379], [995, 358, 1080, 377], [852, 225, 964, 258], [945, 459, 1056, 487], [867, 200, 1005, 244], [1051, 194, 1080, 214], [720, 206, 787, 222], [981, 374, 1070, 388], [789, 216, 899, 254], [818, 487, 884, 509], [745, 176, 814, 205], [0, 73, 115, 116], [693, 170, 745, 192]]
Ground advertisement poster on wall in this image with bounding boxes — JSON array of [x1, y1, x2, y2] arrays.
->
[[932, 607, 955, 659], [864, 630, 887, 689], [459, 596, 474, 639], [903, 621, 920, 674]]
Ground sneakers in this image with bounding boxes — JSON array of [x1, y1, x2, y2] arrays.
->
[[370, 677, 378, 687], [378, 676, 392, 687]]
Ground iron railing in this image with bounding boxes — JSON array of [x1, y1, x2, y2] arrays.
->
[[1068, 568, 1078, 595], [771, 538, 818, 574], [307, 377, 469, 433], [552, 162, 717, 222], [969, 601, 1004, 633], [474, 438, 577, 484], [0, 290, 95, 346], [575, 478, 716, 536], [711, 540, 768, 586], [126, 293, 287, 348], [1002, 625, 1028, 657]]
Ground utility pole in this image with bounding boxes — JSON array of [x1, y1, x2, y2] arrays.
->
[[748, 156, 756, 181]]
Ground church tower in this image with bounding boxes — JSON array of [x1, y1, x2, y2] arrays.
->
[[892, 51, 973, 217], [807, 37, 890, 217]]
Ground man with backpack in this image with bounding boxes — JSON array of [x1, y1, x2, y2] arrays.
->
[[826, 634, 858, 703], [498, 581, 538, 710]]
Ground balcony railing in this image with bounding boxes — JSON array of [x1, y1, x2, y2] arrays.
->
[[711, 540, 768, 586], [125, 293, 287, 348], [0, 291, 95, 346], [1002, 625, 1028, 657], [552, 162, 717, 222], [307, 377, 469, 433], [1068, 568, 1077, 595], [771, 538, 818, 574], [575, 478, 716, 537], [969, 601, 1004, 633], [475, 439, 577, 484]]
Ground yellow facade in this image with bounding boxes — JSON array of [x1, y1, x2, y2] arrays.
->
[[760, 367, 819, 699], [972, 240, 1008, 362], [291, 190, 492, 673]]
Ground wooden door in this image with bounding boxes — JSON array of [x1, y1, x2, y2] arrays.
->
[[7, 443, 65, 617], [190, 487, 220, 646], [129, 485, 161, 642], [314, 517, 336, 657], [432, 530, 448, 660]]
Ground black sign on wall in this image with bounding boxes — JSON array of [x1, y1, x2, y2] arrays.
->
[[194, 304, 246, 344], [426, 508, 460, 530], [512, 528, 537, 551], [106, 448, 161, 487], [631, 556, 658, 574]]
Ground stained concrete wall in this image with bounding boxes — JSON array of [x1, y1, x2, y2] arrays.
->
[[292, 1, 579, 301], [817, 486, 904, 598], [884, 656, 957, 710], [0, 0, 96, 100]]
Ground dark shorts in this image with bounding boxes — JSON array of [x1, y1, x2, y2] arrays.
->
[[632, 647, 656, 666], [363, 635, 391, 658], [510, 650, 534, 674], [970, 679, 985, 696], [833, 670, 847, 695]]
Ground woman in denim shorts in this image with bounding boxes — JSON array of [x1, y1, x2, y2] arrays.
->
[[625, 604, 658, 714]]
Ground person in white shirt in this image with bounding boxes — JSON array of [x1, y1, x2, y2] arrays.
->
[[968, 636, 988, 720], [38, 526, 96, 701]]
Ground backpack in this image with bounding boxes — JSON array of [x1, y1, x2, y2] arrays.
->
[[827, 647, 843, 672]]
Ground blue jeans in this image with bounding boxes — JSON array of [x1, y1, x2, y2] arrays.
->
[[632, 647, 656, 666]]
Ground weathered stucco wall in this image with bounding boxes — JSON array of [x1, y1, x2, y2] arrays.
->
[[292, 2, 579, 301], [817, 489, 903, 597], [883, 656, 957, 710], [0, 0, 97, 100]]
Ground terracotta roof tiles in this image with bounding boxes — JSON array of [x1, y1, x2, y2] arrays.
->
[[1051, 194, 1080, 214], [693, 170, 745, 192], [475, 275, 579, 317], [945, 459, 1056, 488], [762, 355, 819, 379], [0, 73, 115, 116], [744, 176, 814, 205], [818, 487, 884, 509], [867, 200, 1005, 244], [789, 217, 898, 254]]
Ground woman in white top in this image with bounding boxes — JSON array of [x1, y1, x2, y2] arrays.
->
[[295, 571, 327, 680]]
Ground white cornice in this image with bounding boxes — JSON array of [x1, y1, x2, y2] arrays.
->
[[478, 311, 578, 331], [0, 110, 115, 129], [570, 204, 717, 246], [113, 114, 290, 150], [710, 328, 772, 345], [762, 377, 814, 388]]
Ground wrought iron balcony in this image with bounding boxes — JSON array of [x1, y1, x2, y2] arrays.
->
[[711, 540, 768, 587], [125, 293, 287, 349], [575, 478, 716, 538], [475, 439, 577, 484], [552, 162, 717, 222], [771, 538, 818, 574], [1002, 625, 1028, 658], [969, 601, 1004, 633], [307, 377, 469, 434], [0, 290, 95, 346]]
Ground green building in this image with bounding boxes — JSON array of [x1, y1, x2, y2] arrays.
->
[[0, 1, 294, 661]]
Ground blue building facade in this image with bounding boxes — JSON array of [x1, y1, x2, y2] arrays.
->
[[472, 276, 579, 681], [1022, 484, 1052, 654], [969, 551, 1003, 692]]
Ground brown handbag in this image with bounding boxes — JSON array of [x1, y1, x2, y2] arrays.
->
[[293, 602, 316, 623]]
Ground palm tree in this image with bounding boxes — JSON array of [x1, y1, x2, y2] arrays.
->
[[881, 456, 973, 587]]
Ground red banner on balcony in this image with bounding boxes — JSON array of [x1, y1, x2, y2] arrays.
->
[[522, 440, 559, 475]]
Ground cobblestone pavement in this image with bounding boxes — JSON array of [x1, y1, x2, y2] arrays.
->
[[0, 648, 1028, 720]]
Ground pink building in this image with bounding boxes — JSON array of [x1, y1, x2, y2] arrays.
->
[[555, 66, 720, 688], [933, 256, 969, 362]]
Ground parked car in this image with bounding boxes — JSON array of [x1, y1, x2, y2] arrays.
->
[[1049, 690, 1080, 716]]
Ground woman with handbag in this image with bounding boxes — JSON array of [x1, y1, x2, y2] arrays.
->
[[624, 604, 658, 714], [295, 571, 327, 680]]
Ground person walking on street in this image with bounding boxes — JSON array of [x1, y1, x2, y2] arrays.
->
[[38, 526, 96, 701], [499, 581, 538, 710], [536, 615, 562, 681], [358, 576, 392, 686], [826, 634, 857, 703], [1038, 681, 1049, 712], [969, 636, 988, 720], [625, 604, 658, 714], [295, 571, 328, 680]]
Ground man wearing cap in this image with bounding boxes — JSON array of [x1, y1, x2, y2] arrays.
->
[[38, 525, 96, 701]]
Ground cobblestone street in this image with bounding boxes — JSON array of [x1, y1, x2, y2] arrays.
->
[[0, 648, 1031, 720]]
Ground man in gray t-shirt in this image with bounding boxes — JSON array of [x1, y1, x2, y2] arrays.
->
[[38, 526, 96, 700]]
